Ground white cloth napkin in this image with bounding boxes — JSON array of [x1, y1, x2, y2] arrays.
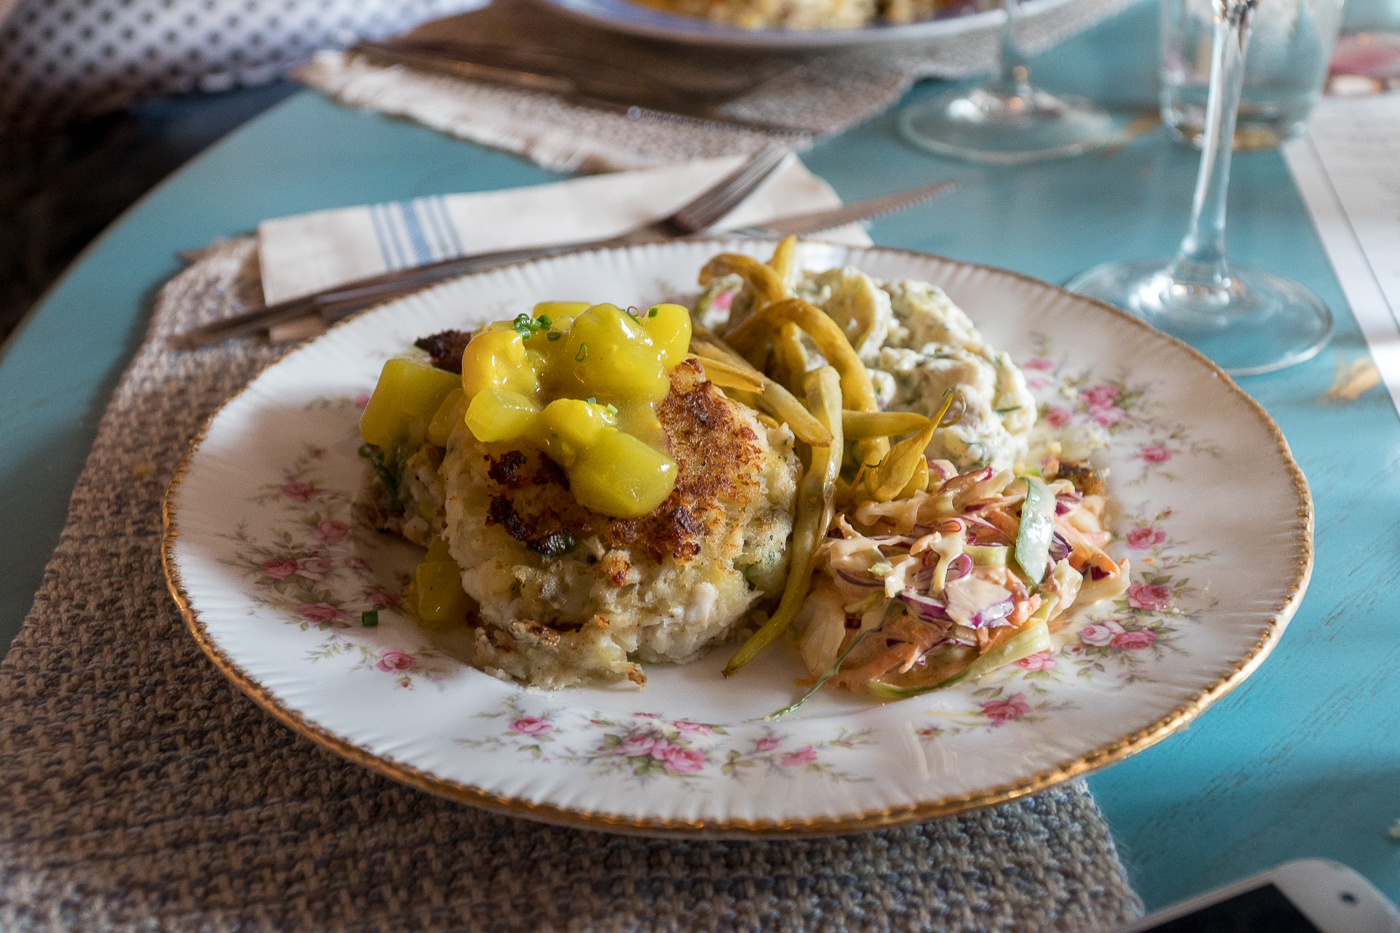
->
[[257, 155, 872, 306]]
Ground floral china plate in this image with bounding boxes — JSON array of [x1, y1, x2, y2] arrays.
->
[[163, 240, 1312, 836], [538, 0, 1074, 49]]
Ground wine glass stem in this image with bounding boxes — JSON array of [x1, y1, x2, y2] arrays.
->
[[1171, 0, 1255, 288], [990, 0, 1033, 96]]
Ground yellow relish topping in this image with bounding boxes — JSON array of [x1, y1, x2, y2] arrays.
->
[[403, 538, 471, 627], [461, 301, 691, 518], [360, 357, 461, 454]]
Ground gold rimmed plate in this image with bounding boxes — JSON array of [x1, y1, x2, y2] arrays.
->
[[163, 239, 1311, 836]]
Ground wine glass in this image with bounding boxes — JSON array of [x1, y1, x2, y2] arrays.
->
[[1066, 0, 1332, 376], [898, 0, 1115, 163]]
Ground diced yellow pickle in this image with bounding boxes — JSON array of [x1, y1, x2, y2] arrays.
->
[[427, 388, 465, 447], [360, 357, 462, 451], [644, 303, 693, 370], [540, 398, 613, 463], [407, 538, 470, 628], [533, 301, 591, 319], [400, 297, 696, 522], [526, 316, 576, 354], [565, 304, 669, 401], [460, 330, 538, 399], [465, 388, 540, 442], [599, 345, 671, 400], [570, 430, 677, 518]]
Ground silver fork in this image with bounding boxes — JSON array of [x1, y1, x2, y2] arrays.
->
[[172, 144, 791, 349]]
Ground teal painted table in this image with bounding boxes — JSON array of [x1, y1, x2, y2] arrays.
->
[[3, 0, 1397, 915]]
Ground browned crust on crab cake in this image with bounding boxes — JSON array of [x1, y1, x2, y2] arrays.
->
[[472, 359, 777, 563], [441, 358, 800, 689]]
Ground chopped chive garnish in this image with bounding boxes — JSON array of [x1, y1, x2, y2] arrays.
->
[[586, 396, 597, 405], [648, 307, 658, 318], [512, 314, 550, 337], [537, 315, 552, 327], [605, 403, 618, 416], [575, 343, 588, 362], [361, 610, 379, 627], [547, 331, 562, 341]]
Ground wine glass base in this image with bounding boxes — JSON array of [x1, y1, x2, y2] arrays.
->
[[899, 84, 1115, 164], [1066, 257, 1333, 376]]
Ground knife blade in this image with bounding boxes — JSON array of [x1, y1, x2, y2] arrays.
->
[[729, 180, 956, 237]]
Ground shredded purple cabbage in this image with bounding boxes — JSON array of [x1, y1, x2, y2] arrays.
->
[[838, 569, 883, 588], [945, 553, 973, 583], [968, 597, 1016, 629], [898, 590, 953, 623]]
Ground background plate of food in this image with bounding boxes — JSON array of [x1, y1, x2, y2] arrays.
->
[[163, 239, 1311, 836], [536, 0, 1076, 48]]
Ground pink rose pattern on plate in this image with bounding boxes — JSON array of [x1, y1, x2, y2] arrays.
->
[[1056, 504, 1217, 685], [1025, 334, 1221, 487], [458, 696, 877, 783], [993, 340, 1222, 692], [219, 413, 447, 689]]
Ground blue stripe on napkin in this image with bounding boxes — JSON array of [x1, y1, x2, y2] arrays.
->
[[396, 202, 433, 265], [418, 196, 464, 260], [369, 203, 406, 270]]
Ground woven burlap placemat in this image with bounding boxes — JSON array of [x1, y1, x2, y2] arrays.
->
[[298, 0, 1140, 171], [0, 237, 1143, 932]]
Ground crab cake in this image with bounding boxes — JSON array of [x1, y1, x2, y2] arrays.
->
[[441, 358, 800, 689]]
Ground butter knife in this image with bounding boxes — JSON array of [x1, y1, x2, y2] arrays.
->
[[350, 41, 808, 138], [732, 179, 955, 237], [284, 180, 955, 329], [175, 178, 954, 347]]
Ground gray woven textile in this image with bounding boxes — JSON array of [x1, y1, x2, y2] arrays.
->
[[0, 237, 1143, 933]]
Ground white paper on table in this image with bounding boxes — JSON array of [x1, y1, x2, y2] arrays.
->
[[257, 155, 871, 306], [1283, 94, 1400, 418]]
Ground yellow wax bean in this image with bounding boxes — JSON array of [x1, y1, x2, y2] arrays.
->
[[767, 234, 798, 284], [724, 297, 888, 465], [692, 355, 765, 393], [698, 253, 789, 308], [725, 366, 842, 676], [772, 322, 808, 394], [864, 388, 959, 502], [689, 334, 832, 446], [841, 410, 932, 439]]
